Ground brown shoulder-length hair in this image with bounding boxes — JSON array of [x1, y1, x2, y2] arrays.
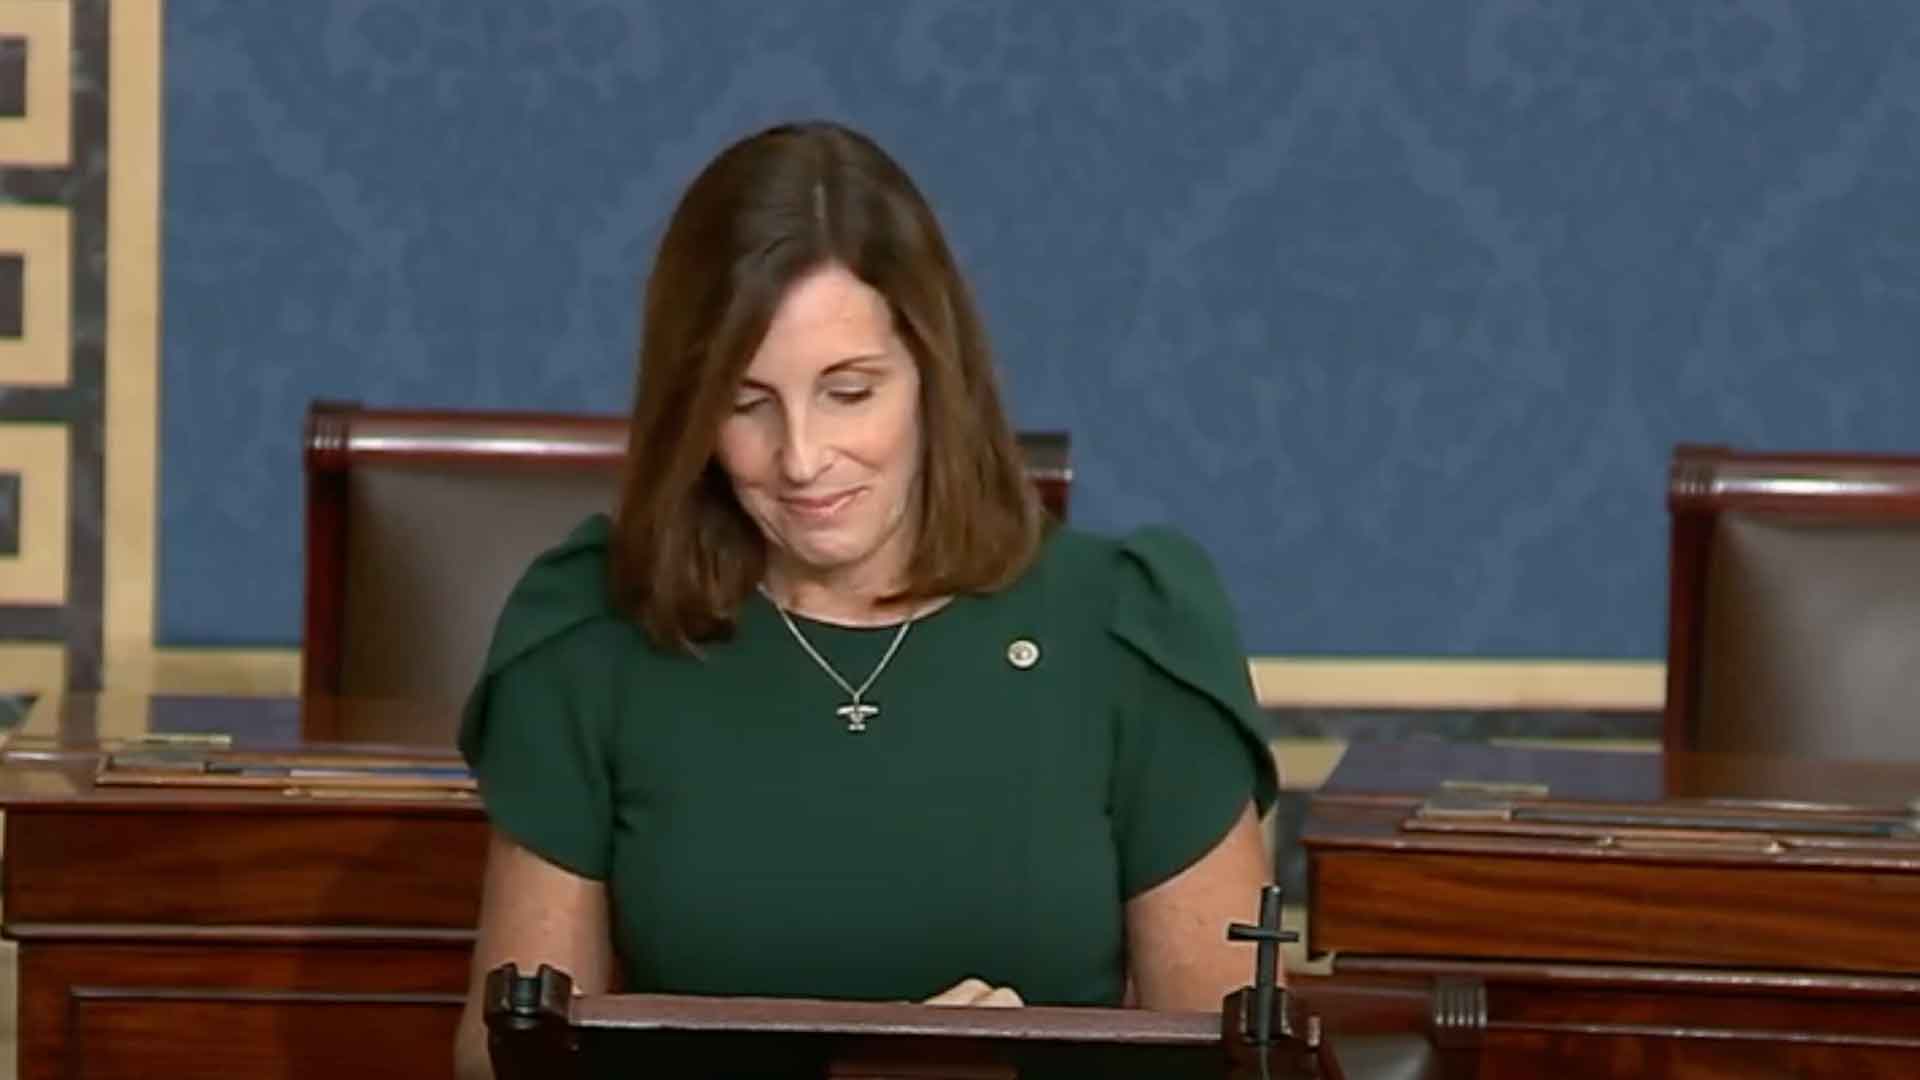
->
[[610, 121, 1044, 649]]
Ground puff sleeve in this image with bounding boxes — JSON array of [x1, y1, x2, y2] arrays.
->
[[1106, 526, 1278, 898], [457, 515, 620, 880]]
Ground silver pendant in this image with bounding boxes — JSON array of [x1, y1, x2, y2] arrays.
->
[[837, 701, 879, 733]]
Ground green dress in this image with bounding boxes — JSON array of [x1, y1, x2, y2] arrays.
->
[[459, 515, 1276, 1007]]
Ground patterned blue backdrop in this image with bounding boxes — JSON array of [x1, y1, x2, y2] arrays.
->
[[160, 1, 1920, 656]]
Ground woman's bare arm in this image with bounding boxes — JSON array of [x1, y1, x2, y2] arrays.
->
[[1122, 802, 1274, 1010], [455, 829, 617, 1079]]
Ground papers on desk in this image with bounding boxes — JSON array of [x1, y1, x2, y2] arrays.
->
[[97, 748, 476, 795], [1406, 791, 1920, 853]]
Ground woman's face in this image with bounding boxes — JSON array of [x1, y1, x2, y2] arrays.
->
[[716, 262, 923, 593]]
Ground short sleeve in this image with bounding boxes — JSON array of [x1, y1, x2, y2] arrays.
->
[[1106, 527, 1278, 898], [457, 515, 620, 880], [461, 639, 614, 880]]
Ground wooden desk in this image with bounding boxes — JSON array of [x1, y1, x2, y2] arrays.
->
[[1, 695, 485, 1080], [1304, 741, 1920, 1077]]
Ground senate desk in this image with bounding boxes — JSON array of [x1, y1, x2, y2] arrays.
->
[[0, 696, 483, 1079], [1305, 740, 1920, 1077]]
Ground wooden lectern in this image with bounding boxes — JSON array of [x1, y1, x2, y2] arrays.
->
[[482, 888, 1343, 1079]]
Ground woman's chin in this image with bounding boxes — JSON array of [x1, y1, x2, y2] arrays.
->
[[772, 527, 902, 578], [763, 510, 910, 585], [784, 542, 870, 576]]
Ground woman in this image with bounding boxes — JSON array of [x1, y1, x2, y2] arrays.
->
[[454, 121, 1277, 1077]]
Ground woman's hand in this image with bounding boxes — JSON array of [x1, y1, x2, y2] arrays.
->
[[922, 977, 1024, 1007]]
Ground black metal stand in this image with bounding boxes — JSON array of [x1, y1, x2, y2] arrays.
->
[[1222, 884, 1342, 1079], [484, 963, 580, 1080]]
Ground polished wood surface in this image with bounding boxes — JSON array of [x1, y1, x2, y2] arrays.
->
[[484, 972, 1452, 1079], [507, 977, 1481, 1078], [7, 808, 481, 926], [573, 992, 1223, 1041], [1306, 741, 1920, 1077], [1669, 445, 1920, 516], [504, 990, 1309, 1079], [1, 694, 482, 1080], [68, 995, 458, 1080], [22, 945, 466, 1080]]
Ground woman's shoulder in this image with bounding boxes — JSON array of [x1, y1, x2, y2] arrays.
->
[[473, 513, 640, 683], [1019, 523, 1248, 676], [1036, 524, 1275, 811], [1029, 523, 1236, 611], [459, 513, 640, 769], [1035, 523, 1257, 701]]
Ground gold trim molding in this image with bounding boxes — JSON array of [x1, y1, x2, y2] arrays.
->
[[0, 641, 66, 694], [134, 648, 1666, 712], [101, 0, 162, 686], [123, 648, 303, 697], [0, 0, 73, 167], [1249, 658, 1664, 712]]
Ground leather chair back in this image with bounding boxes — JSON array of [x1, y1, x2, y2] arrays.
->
[[1666, 445, 1920, 758]]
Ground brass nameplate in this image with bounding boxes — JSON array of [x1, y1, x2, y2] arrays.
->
[[1416, 793, 1514, 821], [1440, 779, 1550, 799], [125, 732, 234, 748]]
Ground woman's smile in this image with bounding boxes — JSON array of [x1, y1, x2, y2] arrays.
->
[[780, 487, 865, 524]]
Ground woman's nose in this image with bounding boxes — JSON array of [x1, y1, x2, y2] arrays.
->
[[777, 410, 827, 485]]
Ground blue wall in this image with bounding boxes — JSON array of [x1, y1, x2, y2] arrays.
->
[[160, 1, 1920, 656]]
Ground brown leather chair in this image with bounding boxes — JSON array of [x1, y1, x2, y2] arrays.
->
[[1665, 444, 1920, 758], [302, 401, 1070, 709]]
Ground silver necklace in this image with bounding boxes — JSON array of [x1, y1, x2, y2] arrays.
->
[[760, 587, 918, 733]]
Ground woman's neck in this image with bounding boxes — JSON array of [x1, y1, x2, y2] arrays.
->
[[761, 564, 918, 627]]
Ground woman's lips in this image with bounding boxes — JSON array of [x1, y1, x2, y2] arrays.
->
[[781, 487, 863, 523]]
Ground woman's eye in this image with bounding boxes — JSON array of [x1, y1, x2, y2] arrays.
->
[[731, 397, 767, 414], [826, 386, 873, 405]]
